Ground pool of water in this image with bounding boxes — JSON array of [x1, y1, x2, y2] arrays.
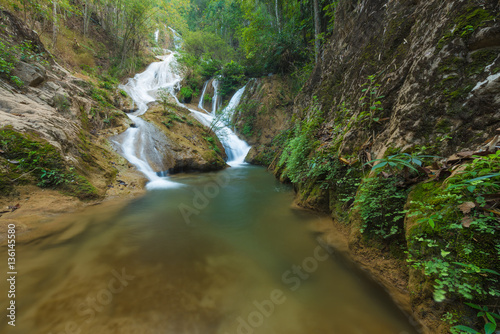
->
[[0, 166, 418, 334]]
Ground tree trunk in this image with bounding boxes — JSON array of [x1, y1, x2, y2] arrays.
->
[[275, 0, 281, 34], [83, 0, 88, 37], [52, 0, 58, 49], [313, 0, 321, 63]]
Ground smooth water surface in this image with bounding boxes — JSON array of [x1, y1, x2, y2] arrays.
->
[[0, 166, 418, 334]]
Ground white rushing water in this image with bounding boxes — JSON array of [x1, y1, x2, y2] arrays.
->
[[120, 53, 181, 115], [115, 54, 182, 190], [114, 48, 251, 188], [211, 79, 219, 114], [154, 29, 159, 43], [191, 86, 251, 166], [198, 80, 209, 112], [169, 27, 183, 50]]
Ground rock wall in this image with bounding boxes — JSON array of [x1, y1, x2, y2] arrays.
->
[[234, 75, 295, 165], [300, 0, 499, 158]]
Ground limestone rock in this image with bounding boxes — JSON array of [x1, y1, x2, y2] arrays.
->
[[11, 61, 46, 87]]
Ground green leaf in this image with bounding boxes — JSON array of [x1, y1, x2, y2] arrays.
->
[[481, 268, 500, 275], [428, 218, 435, 229], [441, 250, 450, 257], [452, 325, 479, 333], [467, 173, 500, 183], [465, 303, 482, 311], [372, 161, 388, 170], [486, 313, 496, 325], [484, 322, 495, 334]]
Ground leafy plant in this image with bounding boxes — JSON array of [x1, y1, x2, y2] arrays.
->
[[453, 303, 500, 334], [359, 74, 384, 126], [368, 153, 436, 175], [179, 86, 194, 103], [278, 100, 323, 183], [406, 151, 500, 304], [355, 176, 409, 240]]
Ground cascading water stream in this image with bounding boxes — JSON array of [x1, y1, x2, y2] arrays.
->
[[198, 80, 209, 112], [169, 27, 183, 50], [114, 48, 251, 188], [154, 29, 159, 43], [190, 86, 251, 166], [114, 53, 182, 190], [211, 79, 219, 114]]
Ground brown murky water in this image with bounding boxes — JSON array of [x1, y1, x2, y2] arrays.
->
[[1, 166, 419, 334]]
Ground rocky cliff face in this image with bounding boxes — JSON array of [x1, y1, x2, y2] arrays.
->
[[233, 76, 295, 165], [301, 0, 499, 158]]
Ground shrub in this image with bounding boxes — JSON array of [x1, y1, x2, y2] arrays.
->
[[217, 60, 245, 98], [179, 86, 194, 103]]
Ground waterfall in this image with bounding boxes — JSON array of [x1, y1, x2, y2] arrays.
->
[[168, 27, 182, 50], [114, 40, 251, 189], [211, 79, 219, 115], [120, 53, 180, 115], [114, 54, 182, 190], [198, 80, 209, 112], [154, 29, 159, 43], [191, 86, 250, 166]]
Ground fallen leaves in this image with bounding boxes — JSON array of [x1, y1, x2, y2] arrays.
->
[[459, 202, 476, 214], [461, 216, 473, 228]]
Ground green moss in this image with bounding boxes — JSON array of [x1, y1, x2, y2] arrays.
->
[[438, 57, 466, 73], [63, 174, 100, 200], [435, 118, 452, 134], [0, 127, 99, 199], [469, 50, 498, 74], [436, 7, 494, 50]]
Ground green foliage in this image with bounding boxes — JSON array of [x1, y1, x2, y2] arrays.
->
[[355, 177, 409, 240], [204, 136, 220, 153], [182, 30, 234, 64], [0, 41, 17, 75], [368, 153, 437, 175], [436, 8, 494, 50], [453, 303, 500, 334], [201, 58, 221, 79], [157, 88, 173, 113], [235, 100, 259, 137], [278, 100, 323, 183], [163, 112, 185, 128], [179, 86, 194, 103], [0, 41, 27, 87], [10, 75, 24, 88], [90, 87, 113, 107], [53, 94, 71, 112], [358, 74, 384, 126], [217, 60, 245, 97], [407, 151, 500, 303]]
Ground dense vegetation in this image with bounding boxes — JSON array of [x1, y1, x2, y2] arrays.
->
[[178, 0, 337, 98]]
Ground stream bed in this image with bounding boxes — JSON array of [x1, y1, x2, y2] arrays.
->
[[1, 166, 418, 334]]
